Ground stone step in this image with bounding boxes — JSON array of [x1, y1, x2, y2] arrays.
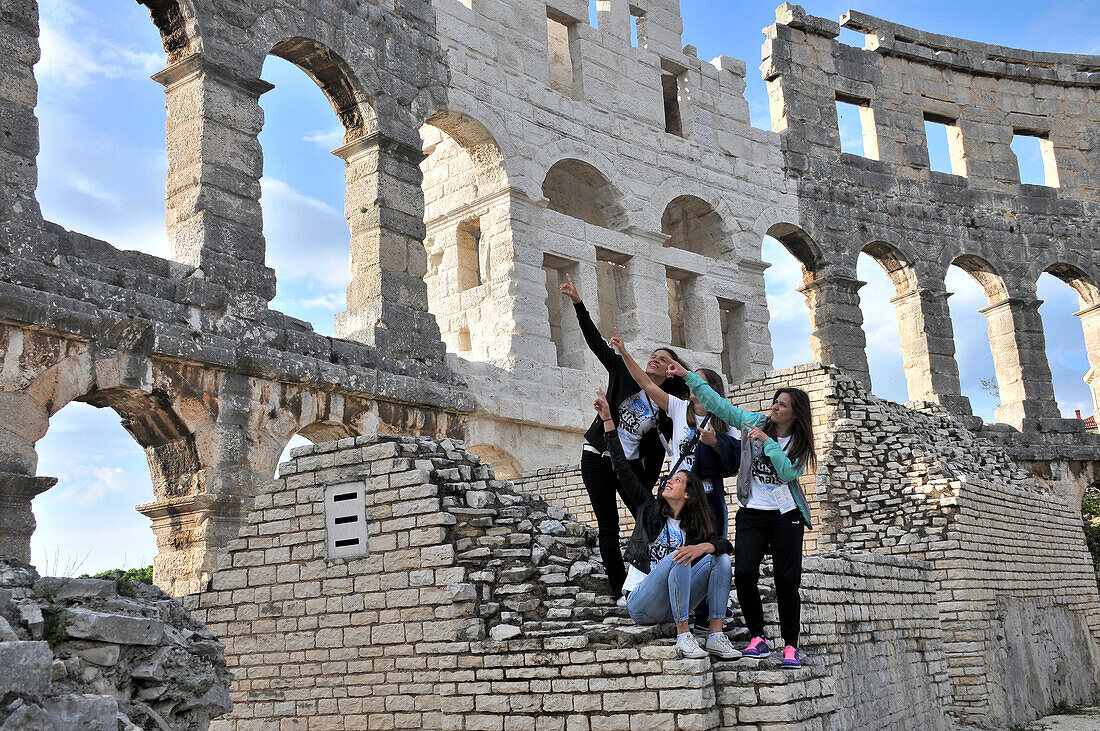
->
[[0, 641, 53, 695]]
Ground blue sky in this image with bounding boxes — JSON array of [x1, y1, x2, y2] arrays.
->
[[27, 0, 1098, 573]]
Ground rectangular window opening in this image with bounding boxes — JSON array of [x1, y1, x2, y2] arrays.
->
[[629, 6, 644, 47], [1011, 130, 1059, 187], [837, 27, 866, 48], [661, 62, 688, 138], [456, 218, 483, 291], [595, 249, 630, 332], [544, 255, 583, 368], [333, 492, 356, 502], [666, 271, 687, 349], [334, 515, 359, 525], [589, 0, 599, 28], [834, 94, 878, 160], [923, 113, 967, 177], [334, 538, 360, 548], [718, 298, 748, 386], [547, 13, 579, 98]]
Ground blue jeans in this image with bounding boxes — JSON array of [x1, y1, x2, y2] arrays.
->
[[626, 552, 733, 625]]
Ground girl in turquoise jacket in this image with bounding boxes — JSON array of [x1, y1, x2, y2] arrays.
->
[[667, 361, 816, 670]]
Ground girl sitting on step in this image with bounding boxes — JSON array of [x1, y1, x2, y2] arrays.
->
[[666, 360, 816, 670], [594, 390, 740, 661]]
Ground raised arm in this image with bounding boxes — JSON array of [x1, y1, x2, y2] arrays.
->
[[559, 273, 618, 371], [675, 368, 764, 430], [677, 369, 805, 481], [595, 390, 653, 511], [608, 328, 669, 412]]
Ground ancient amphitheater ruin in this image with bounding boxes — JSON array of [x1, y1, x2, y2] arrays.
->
[[1, 0, 1099, 728]]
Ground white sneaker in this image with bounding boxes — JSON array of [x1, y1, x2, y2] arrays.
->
[[616, 596, 628, 608], [706, 632, 742, 660], [675, 633, 707, 659]]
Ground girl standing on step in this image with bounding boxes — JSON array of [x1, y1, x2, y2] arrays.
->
[[594, 390, 740, 660], [558, 274, 687, 598], [667, 360, 816, 670]]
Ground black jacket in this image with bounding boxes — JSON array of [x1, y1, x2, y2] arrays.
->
[[605, 429, 733, 573], [574, 301, 669, 486], [692, 431, 740, 500]]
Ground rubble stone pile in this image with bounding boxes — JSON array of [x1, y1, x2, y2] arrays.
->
[[0, 559, 231, 730]]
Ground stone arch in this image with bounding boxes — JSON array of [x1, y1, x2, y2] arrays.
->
[[645, 183, 738, 253], [764, 222, 825, 279], [1033, 262, 1100, 418], [137, 0, 201, 64], [541, 159, 630, 231], [467, 444, 521, 481], [268, 37, 377, 142], [861, 241, 918, 296], [1036, 260, 1100, 307], [530, 141, 640, 228], [950, 254, 1010, 303], [660, 195, 726, 259], [420, 103, 519, 190]]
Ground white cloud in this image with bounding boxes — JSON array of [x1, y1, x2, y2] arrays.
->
[[261, 176, 352, 291], [37, 6, 164, 88], [302, 128, 345, 149]]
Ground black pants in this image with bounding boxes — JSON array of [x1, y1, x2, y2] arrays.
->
[[734, 506, 804, 648], [580, 449, 647, 596]]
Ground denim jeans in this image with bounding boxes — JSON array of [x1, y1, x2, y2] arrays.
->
[[626, 552, 733, 625]]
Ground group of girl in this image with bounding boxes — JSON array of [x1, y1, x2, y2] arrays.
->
[[558, 274, 816, 667]]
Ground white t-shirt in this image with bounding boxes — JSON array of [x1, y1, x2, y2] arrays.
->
[[615, 391, 658, 460], [622, 518, 684, 594], [666, 396, 735, 493], [741, 434, 793, 510]]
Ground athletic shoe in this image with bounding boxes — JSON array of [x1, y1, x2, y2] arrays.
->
[[781, 645, 801, 669], [616, 596, 628, 608], [741, 636, 771, 658], [705, 633, 742, 660], [675, 633, 708, 659]]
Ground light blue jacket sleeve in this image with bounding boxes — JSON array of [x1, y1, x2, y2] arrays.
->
[[683, 371, 804, 482]]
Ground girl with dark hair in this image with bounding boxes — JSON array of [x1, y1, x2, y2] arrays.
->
[[607, 329, 736, 534], [594, 390, 739, 660], [667, 360, 816, 670], [558, 274, 688, 597]]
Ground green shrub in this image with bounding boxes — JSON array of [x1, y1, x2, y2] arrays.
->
[[1082, 486, 1100, 583], [82, 566, 154, 585], [42, 605, 72, 648]]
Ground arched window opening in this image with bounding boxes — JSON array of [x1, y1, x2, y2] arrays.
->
[[1037, 267, 1099, 419], [542, 160, 626, 230], [761, 229, 817, 369], [259, 54, 356, 337], [34, 1, 168, 257], [661, 196, 722, 258], [31, 401, 158, 577], [946, 261, 1003, 421], [419, 111, 509, 361], [858, 246, 912, 403]]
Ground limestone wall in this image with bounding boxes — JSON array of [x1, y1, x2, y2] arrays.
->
[[187, 432, 970, 730], [522, 362, 1100, 727], [763, 4, 1100, 426], [428, 0, 794, 474]]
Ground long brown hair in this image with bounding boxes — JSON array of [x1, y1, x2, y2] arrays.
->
[[693, 368, 730, 434], [763, 387, 816, 471], [659, 470, 715, 542]]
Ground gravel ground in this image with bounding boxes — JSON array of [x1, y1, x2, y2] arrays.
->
[[1024, 707, 1100, 730]]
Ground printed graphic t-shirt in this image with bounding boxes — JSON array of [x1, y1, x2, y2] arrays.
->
[[666, 396, 734, 493], [615, 390, 657, 460], [742, 434, 793, 510], [622, 518, 684, 594]]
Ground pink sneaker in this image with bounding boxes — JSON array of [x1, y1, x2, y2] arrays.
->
[[741, 636, 770, 658], [781, 645, 801, 669]]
